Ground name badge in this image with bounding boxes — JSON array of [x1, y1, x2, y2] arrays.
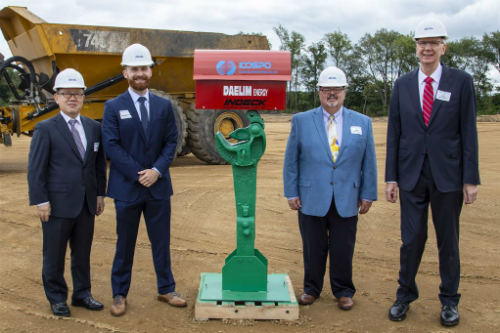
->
[[350, 126, 362, 135], [436, 90, 451, 102], [94, 142, 100, 152], [120, 110, 132, 119]]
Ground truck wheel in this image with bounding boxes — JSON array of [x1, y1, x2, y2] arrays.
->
[[178, 144, 191, 156], [149, 89, 187, 156], [2, 133, 12, 147], [186, 105, 250, 165]]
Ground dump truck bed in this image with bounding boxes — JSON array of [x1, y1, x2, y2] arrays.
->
[[1, 6, 269, 99]]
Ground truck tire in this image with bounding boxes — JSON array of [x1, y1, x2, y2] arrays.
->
[[178, 144, 191, 156], [2, 133, 12, 147], [149, 89, 187, 156], [186, 105, 250, 165]]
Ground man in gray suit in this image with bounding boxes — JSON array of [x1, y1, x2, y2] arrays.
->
[[28, 69, 107, 317], [386, 19, 480, 326], [283, 66, 377, 310]]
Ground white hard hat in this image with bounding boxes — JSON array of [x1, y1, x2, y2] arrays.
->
[[317, 66, 348, 87], [414, 18, 449, 40], [53, 68, 86, 90], [121, 43, 154, 67]]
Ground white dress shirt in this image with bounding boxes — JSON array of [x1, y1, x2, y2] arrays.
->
[[128, 87, 150, 119]]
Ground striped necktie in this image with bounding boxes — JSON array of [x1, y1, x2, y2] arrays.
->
[[423, 77, 434, 126], [328, 115, 339, 162], [68, 119, 85, 160]]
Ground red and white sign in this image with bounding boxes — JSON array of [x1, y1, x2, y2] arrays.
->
[[193, 50, 291, 110]]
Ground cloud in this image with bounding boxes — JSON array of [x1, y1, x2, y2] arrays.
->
[[1, 0, 498, 57]]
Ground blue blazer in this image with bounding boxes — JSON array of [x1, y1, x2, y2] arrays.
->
[[102, 91, 178, 202], [385, 65, 480, 192], [283, 107, 378, 218], [28, 113, 107, 218]]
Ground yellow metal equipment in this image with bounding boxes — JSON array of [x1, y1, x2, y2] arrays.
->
[[0, 6, 269, 163]]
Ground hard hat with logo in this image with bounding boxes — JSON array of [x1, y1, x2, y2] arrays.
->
[[413, 18, 449, 40], [121, 43, 154, 67], [53, 68, 86, 90], [317, 66, 348, 87]]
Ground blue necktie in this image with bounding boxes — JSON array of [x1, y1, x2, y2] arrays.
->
[[138, 96, 149, 134]]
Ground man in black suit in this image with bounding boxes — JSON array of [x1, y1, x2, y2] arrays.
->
[[28, 69, 107, 317], [385, 19, 480, 326]]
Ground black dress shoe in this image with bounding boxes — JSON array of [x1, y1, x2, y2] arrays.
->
[[72, 296, 104, 311], [440, 305, 459, 326], [389, 300, 410, 321], [51, 302, 71, 317]]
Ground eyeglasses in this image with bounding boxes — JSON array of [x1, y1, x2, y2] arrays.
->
[[57, 92, 85, 100], [416, 40, 444, 48], [319, 87, 345, 93]]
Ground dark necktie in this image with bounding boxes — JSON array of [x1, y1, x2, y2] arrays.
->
[[138, 96, 149, 134], [68, 119, 85, 160], [423, 77, 434, 126]]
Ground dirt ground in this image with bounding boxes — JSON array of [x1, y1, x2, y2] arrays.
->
[[1, 114, 499, 333]]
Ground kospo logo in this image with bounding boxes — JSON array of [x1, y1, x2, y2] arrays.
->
[[239, 62, 272, 69], [216, 60, 236, 75]]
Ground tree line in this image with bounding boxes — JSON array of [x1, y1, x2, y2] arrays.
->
[[274, 25, 500, 116]]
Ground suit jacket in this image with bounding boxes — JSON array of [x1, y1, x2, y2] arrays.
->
[[102, 91, 178, 202], [283, 107, 378, 218], [27, 113, 107, 218], [385, 65, 480, 192]]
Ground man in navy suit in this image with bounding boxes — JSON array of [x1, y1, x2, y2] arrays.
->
[[385, 19, 480, 326], [28, 69, 107, 317], [283, 66, 377, 310], [102, 44, 185, 316]]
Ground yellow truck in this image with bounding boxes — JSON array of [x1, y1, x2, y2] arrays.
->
[[0, 6, 270, 164]]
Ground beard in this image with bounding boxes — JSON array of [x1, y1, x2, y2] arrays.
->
[[326, 95, 339, 108], [127, 75, 150, 91]]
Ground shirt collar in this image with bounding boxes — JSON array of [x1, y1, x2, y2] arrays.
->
[[322, 106, 343, 122], [418, 63, 443, 85], [60, 111, 82, 125], [128, 87, 149, 103]]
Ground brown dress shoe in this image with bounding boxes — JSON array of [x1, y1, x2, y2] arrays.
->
[[298, 293, 316, 305], [338, 296, 354, 310], [158, 292, 187, 307], [110, 295, 127, 316]]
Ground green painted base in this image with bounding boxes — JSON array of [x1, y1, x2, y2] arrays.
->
[[198, 272, 294, 303]]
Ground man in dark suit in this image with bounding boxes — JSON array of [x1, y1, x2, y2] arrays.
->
[[284, 66, 377, 310], [28, 69, 107, 317], [385, 18, 480, 326], [102, 44, 185, 317]]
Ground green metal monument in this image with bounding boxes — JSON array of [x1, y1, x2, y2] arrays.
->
[[195, 111, 299, 321]]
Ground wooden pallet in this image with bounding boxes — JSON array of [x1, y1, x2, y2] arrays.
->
[[195, 275, 299, 321]]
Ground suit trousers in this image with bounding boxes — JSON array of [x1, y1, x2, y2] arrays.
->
[[397, 155, 463, 305], [298, 196, 358, 299], [41, 198, 94, 304], [111, 187, 175, 297]]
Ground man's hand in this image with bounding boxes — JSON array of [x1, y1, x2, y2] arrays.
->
[[358, 200, 372, 214], [138, 169, 160, 188], [385, 183, 399, 203], [96, 196, 105, 216], [463, 184, 478, 205], [288, 198, 302, 210], [37, 203, 51, 222]]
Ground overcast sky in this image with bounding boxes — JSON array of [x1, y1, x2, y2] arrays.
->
[[1, 0, 499, 81]]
